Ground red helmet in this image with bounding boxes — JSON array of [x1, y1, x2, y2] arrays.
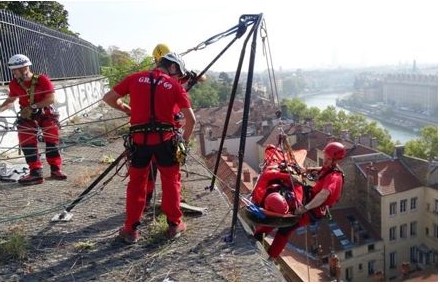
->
[[324, 142, 346, 160], [264, 192, 289, 214]]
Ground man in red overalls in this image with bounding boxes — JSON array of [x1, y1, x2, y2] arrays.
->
[[254, 141, 346, 259], [103, 52, 196, 244], [144, 44, 205, 208], [0, 54, 67, 185]]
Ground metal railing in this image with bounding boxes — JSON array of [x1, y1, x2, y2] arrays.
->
[[0, 9, 100, 84]]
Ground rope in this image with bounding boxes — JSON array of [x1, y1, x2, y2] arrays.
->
[[260, 19, 280, 108], [179, 16, 256, 56], [305, 225, 311, 281], [0, 76, 107, 100], [0, 122, 129, 162], [0, 149, 127, 224]]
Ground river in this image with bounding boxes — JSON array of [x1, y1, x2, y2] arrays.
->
[[300, 92, 419, 143]]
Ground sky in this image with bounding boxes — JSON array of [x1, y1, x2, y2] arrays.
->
[[59, 0, 439, 72]]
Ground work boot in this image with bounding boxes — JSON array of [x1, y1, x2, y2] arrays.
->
[[166, 221, 186, 239], [117, 227, 140, 244], [50, 170, 67, 180], [18, 169, 44, 186], [50, 166, 67, 180]]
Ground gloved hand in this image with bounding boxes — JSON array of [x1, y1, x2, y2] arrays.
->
[[176, 140, 189, 166], [294, 205, 308, 215], [20, 106, 33, 119]]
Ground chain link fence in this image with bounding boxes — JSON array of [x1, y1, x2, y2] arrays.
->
[[0, 9, 100, 84]]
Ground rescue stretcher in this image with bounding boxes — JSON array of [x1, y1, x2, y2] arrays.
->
[[239, 143, 314, 228]]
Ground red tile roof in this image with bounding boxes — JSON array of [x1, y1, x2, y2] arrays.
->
[[291, 129, 377, 162], [358, 160, 423, 195]]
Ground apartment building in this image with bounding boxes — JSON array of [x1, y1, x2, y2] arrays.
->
[[198, 105, 437, 281], [297, 130, 438, 281], [382, 74, 438, 114]]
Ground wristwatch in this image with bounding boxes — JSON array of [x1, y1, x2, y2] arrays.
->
[[30, 104, 38, 109]]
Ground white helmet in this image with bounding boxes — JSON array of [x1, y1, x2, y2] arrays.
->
[[8, 54, 32, 70], [162, 52, 187, 76]]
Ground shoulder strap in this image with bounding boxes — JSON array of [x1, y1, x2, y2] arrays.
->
[[318, 165, 344, 180], [320, 165, 345, 205], [17, 74, 39, 105], [149, 73, 160, 124]]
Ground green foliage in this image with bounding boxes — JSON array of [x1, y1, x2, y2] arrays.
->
[[189, 79, 220, 109], [282, 97, 396, 155], [100, 46, 155, 87], [218, 72, 232, 85], [97, 45, 111, 67], [111, 49, 133, 66], [73, 240, 96, 252], [0, 1, 76, 35], [281, 98, 308, 121], [405, 125, 438, 160], [0, 228, 29, 262], [144, 214, 169, 244]]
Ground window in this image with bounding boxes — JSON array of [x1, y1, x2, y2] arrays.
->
[[358, 263, 363, 271], [368, 244, 375, 252], [389, 226, 397, 241], [390, 202, 397, 216], [425, 227, 429, 236], [345, 266, 353, 281], [435, 199, 438, 214], [400, 224, 407, 239], [368, 260, 375, 275], [400, 199, 407, 213], [410, 221, 417, 236], [410, 246, 417, 263], [345, 250, 353, 259], [390, 252, 397, 268], [433, 223, 438, 239], [410, 197, 417, 210]]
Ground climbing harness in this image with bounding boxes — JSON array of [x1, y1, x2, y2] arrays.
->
[[302, 165, 345, 221], [17, 74, 39, 119], [241, 138, 305, 228]]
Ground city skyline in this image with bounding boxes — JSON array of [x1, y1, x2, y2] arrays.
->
[[59, 0, 438, 72]]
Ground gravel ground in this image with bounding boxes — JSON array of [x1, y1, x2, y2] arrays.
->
[[0, 104, 285, 282]]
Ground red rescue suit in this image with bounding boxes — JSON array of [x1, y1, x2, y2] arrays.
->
[[113, 69, 191, 232], [8, 74, 62, 171], [256, 167, 344, 258]]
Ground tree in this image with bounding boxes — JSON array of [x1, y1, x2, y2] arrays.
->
[[0, 1, 75, 35], [281, 98, 308, 122], [218, 72, 232, 85], [110, 49, 133, 66], [405, 126, 438, 160], [101, 46, 140, 87], [189, 80, 219, 109], [130, 48, 148, 64], [97, 45, 111, 67], [281, 97, 396, 155]]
